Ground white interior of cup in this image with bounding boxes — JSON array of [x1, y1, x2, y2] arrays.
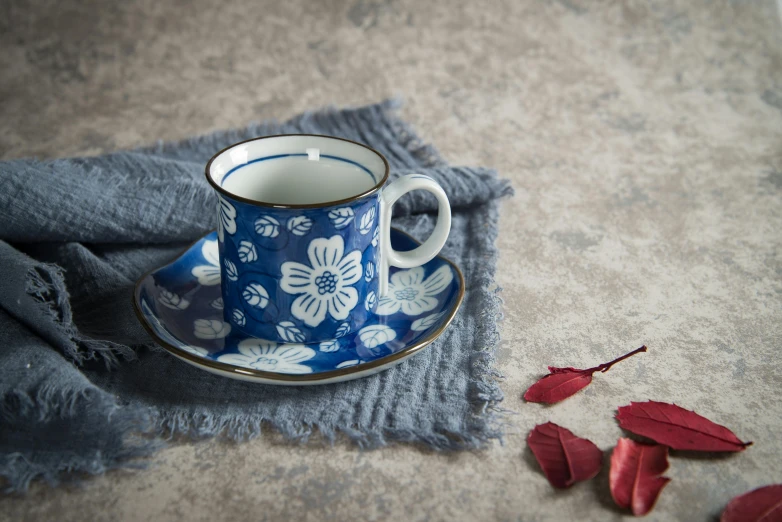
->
[[207, 135, 387, 206]]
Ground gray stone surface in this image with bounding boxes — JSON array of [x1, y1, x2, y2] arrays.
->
[[2, 0, 782, 520]]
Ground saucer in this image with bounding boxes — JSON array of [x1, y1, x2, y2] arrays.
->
[[133, 228, 464, 385]]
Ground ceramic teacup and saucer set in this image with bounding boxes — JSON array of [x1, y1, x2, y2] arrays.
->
[[133, 135, 464, 385]]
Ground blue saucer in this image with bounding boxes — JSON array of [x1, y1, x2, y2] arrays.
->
[[133, 229, 464, 385]]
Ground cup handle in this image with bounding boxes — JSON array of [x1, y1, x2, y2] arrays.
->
[[378, 174, 452, 296]]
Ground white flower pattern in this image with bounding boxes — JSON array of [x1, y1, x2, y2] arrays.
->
[[327, 207, 354, 229], [318, 340, 340, 352], [140, 227, 463, 381], [336, 359, 361, 369], [231, 308, 246, 326], [276, 321, 306, 343], [279, 235, 362, 327], [365, 290, 376, 311], [243, 282, 269, 309], [238, 241, 258, 263], [217, 338, 315, 374], [158, 289, 190, 310], [180, 345, 209, 357], [193, 319, 231, 339], [287, 215, 313, 236], [376, 266, 453, 316], [217, 195, 237, 242], [255, 215, 280, 237], [358, 324, 396, 348], [335, 322, 351, 338], [410, 311, 448, 332], [359, 207, 376, 235], [224, 258, 238, 282], [191, 240, 221, 286]]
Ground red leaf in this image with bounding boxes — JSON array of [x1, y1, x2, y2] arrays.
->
[[523, 370, 594, 404], [527, 422, 603, 488], [721, 484, 782, 522], [524, 346, 647, 404], [616, 401, 752, 452], [610, 438, 671, 516]]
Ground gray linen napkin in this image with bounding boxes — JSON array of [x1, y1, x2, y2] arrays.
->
[[0, 101, 512, 492]]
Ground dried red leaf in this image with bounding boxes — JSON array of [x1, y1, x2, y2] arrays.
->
[[721, 484, 782, 522], [524, 346, 647, 404], [610, 438, 671, 516], [523, 370, 594, 404], [616, 401, 752, 452], [527, 422, 603, 488]]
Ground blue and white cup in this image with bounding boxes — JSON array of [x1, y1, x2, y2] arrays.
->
[[205, 135, 451, 344]]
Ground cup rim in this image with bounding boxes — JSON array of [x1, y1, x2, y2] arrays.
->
[[204, 134, 390, 209]]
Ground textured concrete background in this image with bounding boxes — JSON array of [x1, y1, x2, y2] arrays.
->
[[2, 0, 782, 520]]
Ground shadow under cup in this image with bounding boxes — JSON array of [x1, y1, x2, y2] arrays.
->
[[205, 135, 390, 344]]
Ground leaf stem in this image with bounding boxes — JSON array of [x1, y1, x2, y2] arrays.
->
[[590, 345, 647, 374]]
